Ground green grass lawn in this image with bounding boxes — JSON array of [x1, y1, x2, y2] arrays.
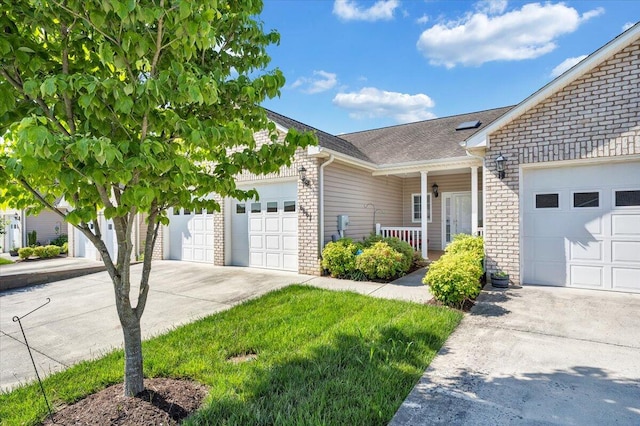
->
[[0, 257, 14, 265], [0, 285, 462, 425]]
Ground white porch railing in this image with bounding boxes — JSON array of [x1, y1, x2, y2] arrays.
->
[[375, 224, 422, 251]]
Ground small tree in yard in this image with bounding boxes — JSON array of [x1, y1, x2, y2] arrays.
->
[[0, 0, 315, 397]]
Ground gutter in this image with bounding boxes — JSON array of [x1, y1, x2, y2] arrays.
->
[[318, 154, 335, 255]]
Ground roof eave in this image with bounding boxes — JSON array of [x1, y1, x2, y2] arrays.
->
[[371, 156, 482, 176], [307, 146, 377, 170]]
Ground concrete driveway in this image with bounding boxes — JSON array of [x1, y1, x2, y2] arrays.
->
[[0, 261, 431, 391], [391, 285, 640, 425]]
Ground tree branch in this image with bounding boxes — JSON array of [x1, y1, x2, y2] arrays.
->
[[61, 20, 76, 134]]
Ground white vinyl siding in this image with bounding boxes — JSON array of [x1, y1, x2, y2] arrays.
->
[[26, 210, 66, 245], [402, 170, 482, 250], [323, 161, 403, 245], [411, 193, 432, 223]]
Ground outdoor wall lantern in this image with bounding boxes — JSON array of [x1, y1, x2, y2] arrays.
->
[[432, 183, 439, 198], [496, 153, 506, 179], [298, 165, 311, 187], [13, 212, 20, 221]]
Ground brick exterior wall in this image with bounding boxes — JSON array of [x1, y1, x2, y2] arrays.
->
[[485, 39, 640, 284], [212, 193, 224, 266]]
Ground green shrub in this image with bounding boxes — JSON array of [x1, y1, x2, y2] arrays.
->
[[51, 234, 68, 247], [44, 245, 61, 257], [27, 230, 37, 246], [356, 241, 405, 280], [321, 239, 359, 278], [33, 246, 47, 258], [380, 237, 414, 273], [423, 252, 483, 308], [18, 247, 33, 260], [362, 233, 383, 247], [446, 234, 484, 261], [61, 242, 69, 254]]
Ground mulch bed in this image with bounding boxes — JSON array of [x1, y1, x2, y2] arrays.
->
[[42, 378, 208, 425]]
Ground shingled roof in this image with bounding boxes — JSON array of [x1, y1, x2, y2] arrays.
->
[[339, 106, 513, 165], [265, 109, 372, 163]]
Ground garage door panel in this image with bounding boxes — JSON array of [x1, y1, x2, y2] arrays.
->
[[169, 208, 214, 263], [612, 241, 640, 263], [584, 217, 603, 235], [249, 218, 263, 232], [531, 261, 566, 286], [250, 235, 263, 249], [570, 241, 602, 261], [266, 235, 280, 250], [266, 253, 280, 268], [283, 254, 297, 270], [570, 265, 603, 287], [282, 217, 297, 232], [612, 215, 640, 235], [612, 268, 640, 291], [283, 235, 297, 251], [265, 217, 280, 232], [526, 238, 565, 262], [250, 252, 264, 267]]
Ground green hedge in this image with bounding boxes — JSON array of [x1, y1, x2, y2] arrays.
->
[[423, 234, 484, 308], [321, 236, 416, 281]]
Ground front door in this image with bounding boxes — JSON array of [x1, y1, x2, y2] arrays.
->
[[443, 192, 472, 248]]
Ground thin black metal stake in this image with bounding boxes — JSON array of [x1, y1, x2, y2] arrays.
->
[[12, 298, 55, 421]]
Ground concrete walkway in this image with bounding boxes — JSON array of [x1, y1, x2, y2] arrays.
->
[[0, 261, 430, 391], [390, 284, 640, 425]]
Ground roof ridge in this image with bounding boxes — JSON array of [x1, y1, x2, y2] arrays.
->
[[341, 105, 515, 136]]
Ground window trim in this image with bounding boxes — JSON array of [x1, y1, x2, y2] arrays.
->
[[411, 193, 432, 223], [613, 188, 640, 209], [534, 192, 561, 210], [571, 190, 601, 210]]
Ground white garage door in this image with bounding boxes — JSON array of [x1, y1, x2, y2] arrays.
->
[[231, 181, 298, 272], [168, 208, 214, 262], [522, 161, 640, 292]]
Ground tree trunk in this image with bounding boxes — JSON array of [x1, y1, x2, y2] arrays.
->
[[122, 316, 144, 396]]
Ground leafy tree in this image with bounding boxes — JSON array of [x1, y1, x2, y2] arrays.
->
[[0, 0, 315, 396]]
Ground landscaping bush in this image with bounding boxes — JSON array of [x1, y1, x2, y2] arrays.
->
[[61, 242, 69, 254], [321, 239, 359, 278], [51, 234, 68, 247], [44, 245, 61, 257], [18, 247, 33, 260], [446, 234, 484, 262], [33, 246, 47, 258], [27, 230, 37, 247], [380, 237, 414, 273], [423, 251, 483, 308], [356, 241, 405, 280]]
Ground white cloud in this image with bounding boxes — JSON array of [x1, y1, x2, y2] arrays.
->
[[550, 55, 587, 78], [623, 22, 636, 31], [417, 3, 604, 68], [333, 87, 436, 123], [475, 0, 507, 15], [333, 0, 400, 22], [416, 14, 429, 25], [290, 71, 338, 94]]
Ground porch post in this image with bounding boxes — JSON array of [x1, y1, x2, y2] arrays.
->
[[471, 166, 478, 236], [420, 171, 428, 259]]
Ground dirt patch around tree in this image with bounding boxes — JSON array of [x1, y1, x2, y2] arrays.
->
[[42, 378, 208, 425]]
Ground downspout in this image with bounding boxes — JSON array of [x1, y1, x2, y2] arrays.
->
[[318, 154, 335, 255]]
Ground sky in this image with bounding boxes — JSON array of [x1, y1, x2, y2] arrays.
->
[[258, 0, 640, 135]]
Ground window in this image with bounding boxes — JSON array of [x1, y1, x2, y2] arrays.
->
[[173, 208, 180, 215], [535, 193, 559, 209], [184, 209, 191, 215], [615, 190, 640, 207], [267, 202, 278, 213], [284, 201, 296, 212], [412, 193, 432, 223], [251, 202, 261, 213], [236, 204, 246, 214], [573, 192, 599, 208], [195, 208, 203, 215]]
